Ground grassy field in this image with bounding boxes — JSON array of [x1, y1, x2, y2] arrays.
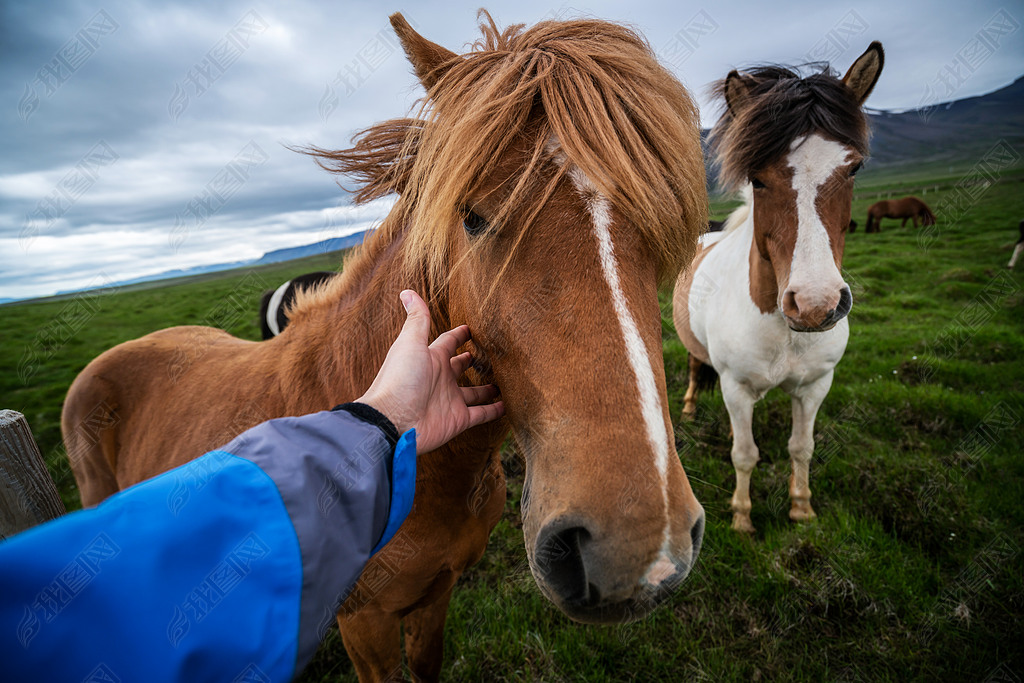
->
[[2, 169, 1022, 681]]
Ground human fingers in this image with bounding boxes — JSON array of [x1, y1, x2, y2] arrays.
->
[[460, 383, 500, 407], [450, 351, 473, 377], [466, 400, 505, 428], [430, 324, 471, 357], [397, 290, 431, 345]]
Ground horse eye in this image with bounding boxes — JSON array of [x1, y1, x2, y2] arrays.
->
[[751, 178, 766, 190], [850, 162, 863, 177], [462, 208, 489, 236]]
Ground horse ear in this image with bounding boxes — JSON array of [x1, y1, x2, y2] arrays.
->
[[842, 41, 884, 105], [724, 70, 756, 115], [390, 13, 460, 92]]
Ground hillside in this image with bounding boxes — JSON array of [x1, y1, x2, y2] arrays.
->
[[0, 231, 371, 306], [867, 76, 1024, 169]]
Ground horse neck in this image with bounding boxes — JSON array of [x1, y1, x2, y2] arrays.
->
[[278, 221, 507, 484], [277, 227, 427, 407]]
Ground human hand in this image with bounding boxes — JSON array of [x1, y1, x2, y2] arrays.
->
[[357, 290, 504, 454]]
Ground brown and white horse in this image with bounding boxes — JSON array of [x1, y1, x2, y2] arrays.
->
[[674, 44, 883, 533], [1009, 220, 1024, 269], [865, 196, 936, 233], [259, 271, 338, 339], [63, 12, 708, 681]]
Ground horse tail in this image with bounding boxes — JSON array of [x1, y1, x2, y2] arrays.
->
[[693, 356, 719, 392], [920, 204, 937, 226]]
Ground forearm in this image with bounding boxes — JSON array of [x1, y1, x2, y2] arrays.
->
[[0, 406, 416, 682]]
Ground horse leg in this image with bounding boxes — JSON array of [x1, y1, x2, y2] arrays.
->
[[787, 373, 833, 522], [901, 217, 908, 227], [403, 585, 455, 682], [338, 608, 405, 682], [681, 353, 702, 421], [721, 376, 759, 533], [1009, 242, 1024, 269]]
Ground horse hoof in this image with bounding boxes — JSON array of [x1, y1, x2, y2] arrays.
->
[[681, 406, 696, 422], [732, 513, 756, 534], [789, 502, 817, 522]]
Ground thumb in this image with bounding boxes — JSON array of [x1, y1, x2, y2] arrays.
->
[[397, 290, 431, 344]]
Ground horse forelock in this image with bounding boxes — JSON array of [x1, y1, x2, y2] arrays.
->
[[303, 12, 707, 298], [709, 64, 870, 191]]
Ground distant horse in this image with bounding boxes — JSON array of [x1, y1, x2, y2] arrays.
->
[[259, 271, 336, 339], [865, 196, 935, 232], [674, 43, 884, 533], [1009, 220, 1024, 269], [63, 12, 708, 681]]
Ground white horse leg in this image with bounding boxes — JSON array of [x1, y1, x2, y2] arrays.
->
[[1009, 242, 1023, 269], [787, 373, 833, 522], [721, 376, 759, 533]]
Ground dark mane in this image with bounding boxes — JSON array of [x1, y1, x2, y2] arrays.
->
[[709, 64, 869, 190]]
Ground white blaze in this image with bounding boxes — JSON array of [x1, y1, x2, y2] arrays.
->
[[567, 164, 678, 586], [786, 134, 851, 304], [571, 169, 669, 482]]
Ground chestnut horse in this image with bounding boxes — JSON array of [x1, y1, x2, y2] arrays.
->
[[673, 43, 884, 533], [865, 196, 936, 233], [63, 12, 708, 681]]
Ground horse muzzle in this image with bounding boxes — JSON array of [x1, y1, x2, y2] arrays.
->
[[784, 286, 852, 332], [529, 507, 705, 624]]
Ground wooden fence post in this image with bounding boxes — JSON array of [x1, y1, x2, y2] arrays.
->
[[0, 410, 65, 539]]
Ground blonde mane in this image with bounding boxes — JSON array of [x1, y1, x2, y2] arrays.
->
[[722, 185, 753, 234], [295, 11, 707, 315]]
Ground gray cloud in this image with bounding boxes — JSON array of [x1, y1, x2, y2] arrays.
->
[[2, 0, 1021, 300]]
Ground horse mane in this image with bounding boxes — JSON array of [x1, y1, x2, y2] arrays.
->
[[709, 63, 870, 191], [298, 10, 707, 307], [721, 185, 753, 234]]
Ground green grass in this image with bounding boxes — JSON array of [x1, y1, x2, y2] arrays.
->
[[2, 172, 1022, 681], [0, 251, 345, 509]]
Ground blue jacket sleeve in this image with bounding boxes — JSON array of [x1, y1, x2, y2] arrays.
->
[[0, 404, 417, 683]]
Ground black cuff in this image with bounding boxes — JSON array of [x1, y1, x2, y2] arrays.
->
[[332, 402, 399, 447]]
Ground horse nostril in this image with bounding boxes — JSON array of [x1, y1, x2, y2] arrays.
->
[[534, 523, 594, 606], [782, 289, 799, 317], [836, 287, 853, 318], [690, 512, 705, 564]]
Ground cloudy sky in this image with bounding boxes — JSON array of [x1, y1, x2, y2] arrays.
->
[[1, 0, 1021, 301]]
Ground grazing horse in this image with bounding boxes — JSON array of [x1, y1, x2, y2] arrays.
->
[[1008, 220, 1024, 269], [673, 43, 884, 533], [63, 12, 708, 681], [865, 196, 935, 233], [259, 271, 337, 339]]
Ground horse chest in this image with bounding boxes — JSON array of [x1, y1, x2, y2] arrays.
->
[[707, 299, 849, 391]]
